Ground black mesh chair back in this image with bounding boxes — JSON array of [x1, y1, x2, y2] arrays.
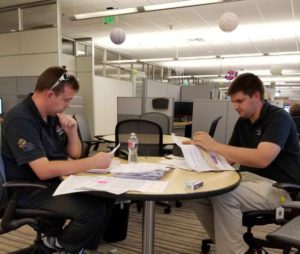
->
[[208, 116, 222, 137], [0, 151, 7, 212], [140, 112, 170, 134], [292, 117, 300, 139], [73, 114, 92, 156], [115, 119, 163, 157]]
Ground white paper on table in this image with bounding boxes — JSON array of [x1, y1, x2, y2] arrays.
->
[[53, 175, 96, 196], [53, 175, 169, 196], [110, 143, 120, 155], [86, 158, 120, 173], [160, 159, 190, 170], [111, 163, 169, 174]]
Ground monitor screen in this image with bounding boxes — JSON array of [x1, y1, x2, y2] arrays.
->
[[283, 105, 290, 113], [174, 101, 193, 121]]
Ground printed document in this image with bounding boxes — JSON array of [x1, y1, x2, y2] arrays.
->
[[171, 133, 235, 172], [53, 175, 169, 196]]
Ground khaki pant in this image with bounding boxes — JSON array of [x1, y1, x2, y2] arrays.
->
[[192, 172, 291, 254]]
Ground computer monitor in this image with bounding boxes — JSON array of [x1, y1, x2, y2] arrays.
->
[[174, 101, 193, 121], [283, 105, 290, 113]]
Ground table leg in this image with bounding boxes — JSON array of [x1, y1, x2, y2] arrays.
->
[[142, 200, 155, 254]]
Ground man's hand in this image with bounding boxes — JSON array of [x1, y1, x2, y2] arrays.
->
[[193, 131, 219, 151], [92, 152, 114, 169], [57, 113, 77, 135]]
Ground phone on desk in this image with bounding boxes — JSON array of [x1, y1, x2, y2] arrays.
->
[[118, 150, 129, 160]]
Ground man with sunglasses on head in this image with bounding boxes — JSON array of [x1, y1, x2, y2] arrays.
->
[[190, 73, 300, 254], [2, 66, 114, 254]]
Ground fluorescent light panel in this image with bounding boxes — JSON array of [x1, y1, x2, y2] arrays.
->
[[74, 0, 223, 20], [144, 0, 222, 11], [75, 7, 138, 20]]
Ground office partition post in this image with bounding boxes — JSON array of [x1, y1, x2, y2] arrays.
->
[[142, 200, 155, 254]]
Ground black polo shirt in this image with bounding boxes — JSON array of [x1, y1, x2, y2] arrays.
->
[[1, 94, 68, 182], [229, 101, 300, 184]]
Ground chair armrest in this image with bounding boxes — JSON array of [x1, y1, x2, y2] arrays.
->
[[94, 135, 104, 140], [282, 201, 300, 210], [83, 139, 103, 145], [273, 182, 300, 193], [3, 181, 49, 189]]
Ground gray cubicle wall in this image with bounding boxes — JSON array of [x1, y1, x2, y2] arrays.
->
[[180, 85, 212, 101], [192, 99, 238, 144], [117, 97, 143, 122], [0, 76, 38, 114]]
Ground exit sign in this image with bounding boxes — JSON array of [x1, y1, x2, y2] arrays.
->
[[103, 16, 115, 24]]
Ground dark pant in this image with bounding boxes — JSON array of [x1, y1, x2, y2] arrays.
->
[[18, 183, 114, 253]]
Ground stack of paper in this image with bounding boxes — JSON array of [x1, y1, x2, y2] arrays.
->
[[110, 162, 171, 180], [171, 133, 235, 172]]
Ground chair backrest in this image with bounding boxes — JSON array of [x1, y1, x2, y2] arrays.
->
[[292, 117, 300, 136], [208, 116, 222, 137], [115, 119, 163, 157], [73, 114, 92, 158], [140, 112, 170, 134], [0, 152, 7, 211]]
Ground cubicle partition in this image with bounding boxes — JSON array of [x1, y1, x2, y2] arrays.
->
[[180, 85, 212, 101], [117, 97, 143, 122], [192, 99, 238, 144]]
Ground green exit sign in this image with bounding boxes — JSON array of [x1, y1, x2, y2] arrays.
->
[[103, 16, 115, 24]]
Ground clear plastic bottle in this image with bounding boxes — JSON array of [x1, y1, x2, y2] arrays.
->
[[128, 132, 138, 163]]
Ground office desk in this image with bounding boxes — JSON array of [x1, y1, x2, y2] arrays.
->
[[101, 134, 190, 145], [81, 157, 241, 254]]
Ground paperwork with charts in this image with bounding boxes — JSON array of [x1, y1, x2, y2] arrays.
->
[[168, 134, 235, 172], [53, 175, 169, 196]]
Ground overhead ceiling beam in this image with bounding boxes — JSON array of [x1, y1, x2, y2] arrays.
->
[[0, 0, 55, 13], [73, 0, 223, 20]]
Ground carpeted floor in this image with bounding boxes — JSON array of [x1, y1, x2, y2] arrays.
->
[[0, 200, 292, 254]]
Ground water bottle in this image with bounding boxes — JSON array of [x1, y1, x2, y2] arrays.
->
[[128, 133, 138, 163]]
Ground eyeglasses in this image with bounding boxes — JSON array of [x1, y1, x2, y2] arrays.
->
[[50, 72, 70, 90]]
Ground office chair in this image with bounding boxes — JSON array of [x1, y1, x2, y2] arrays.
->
[[140, 112, 170, 135], [208, 116, 223, 137], [115, 119, 172, 213], [292, 116, 300, 139], [73, 114, 106, 158], [0, 152, 66, 254], [140, 111, 174, 153], [201, 182, 300, 253], [266, 201, 300, 254]]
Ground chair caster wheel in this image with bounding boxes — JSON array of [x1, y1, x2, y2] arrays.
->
[[164, 207, 171, 214], [201, 244, 210, 253], [201, 239, 213, 253]]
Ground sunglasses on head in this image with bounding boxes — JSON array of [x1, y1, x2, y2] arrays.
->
[[50, 72, 70, 90]]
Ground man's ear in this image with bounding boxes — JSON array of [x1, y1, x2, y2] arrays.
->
[[253, 91, 261, 101], [45, 89, 54, 99]]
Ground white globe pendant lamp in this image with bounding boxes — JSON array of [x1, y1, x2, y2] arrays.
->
[[110, 28, 126, 45], [218, 12, 239, 32]]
